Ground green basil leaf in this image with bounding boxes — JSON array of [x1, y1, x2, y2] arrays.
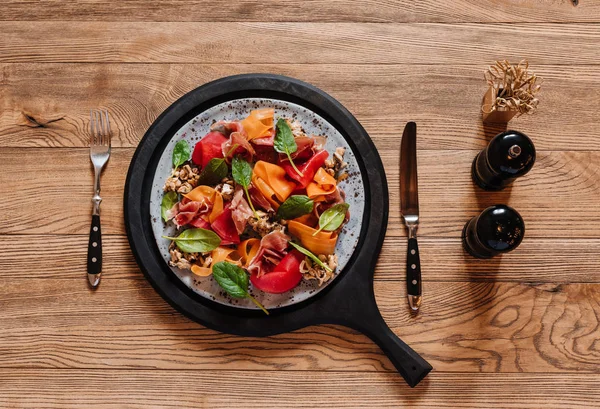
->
[[231, 156, 252, 189], [317, 203, 350, 232], [172, 140, 191, 168], [161, 191, 178, 222], [289, 242, 332, 273], [274, 118, 297, 155], [212, 261, 249, 298], [162, 228, 221, 253], [276, 195, 314, 220], [212, 261, 269, 315], [198, 158, 228, 185]]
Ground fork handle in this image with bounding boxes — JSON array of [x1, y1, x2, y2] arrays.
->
[[87, 215, 102, 287]]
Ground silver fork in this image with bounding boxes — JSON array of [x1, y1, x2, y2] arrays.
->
[[87, 109, 111, 288]]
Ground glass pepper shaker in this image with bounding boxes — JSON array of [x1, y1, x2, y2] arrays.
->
[[472, 130, 536, 190], [462, 205, 525, 258]]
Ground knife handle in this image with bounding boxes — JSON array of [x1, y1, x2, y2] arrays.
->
[[406, 237, 422, 310], [87, 214, 102, 287]]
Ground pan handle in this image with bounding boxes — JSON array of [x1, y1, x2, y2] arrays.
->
[[356, 310, 432, 387], [317, 281, 432, 387]]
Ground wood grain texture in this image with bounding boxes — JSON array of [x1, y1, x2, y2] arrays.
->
[[1, 22, 599, 65], [1, 278, 599, 373], [2, 2, 600, 406], [1, 0, 597, 23], [1, 370, 598, 409], [2, 148, 597, 238], [2, 63, 599, 151], [3, 235, 600, 282]]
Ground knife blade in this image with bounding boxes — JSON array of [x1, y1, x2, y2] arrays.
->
[[400, 122, 422, 311]]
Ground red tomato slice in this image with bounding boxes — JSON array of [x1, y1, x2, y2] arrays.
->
[[188, 216, 211, 230], [210, 205, 240, 244], [250, 250, 304, 294], [281, 149, 329, 188], [192, 131, 228, 168]]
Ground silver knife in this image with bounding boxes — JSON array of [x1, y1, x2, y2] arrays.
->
[[400, 122, 422, 311]]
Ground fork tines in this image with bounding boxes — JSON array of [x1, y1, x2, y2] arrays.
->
[[90, 109, 111, 146]]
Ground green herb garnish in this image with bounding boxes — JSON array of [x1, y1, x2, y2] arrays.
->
[[161, 191, 178, 222], [172, 140, 190, 168], [313, 203, 349, 236], [274, 118, 303, 177], [289, 241, 333, 273], [276, 195, 314, 220], [197, 158, 228, 186], [162, 228, 221, 253], [231, 156, 258, 218], [212, 261, 269, 315]]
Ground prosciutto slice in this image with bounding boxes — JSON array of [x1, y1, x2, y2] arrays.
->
[[222, 131, 255, 162], [230, 186, 254, 235], [248, 184, 273, 212], [211, 120, 245, 137], [247, 230, 290, 277], [174, 198, 212, 228]]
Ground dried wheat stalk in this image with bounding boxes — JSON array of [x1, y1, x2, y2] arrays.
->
[[483, 60, 542, 116]]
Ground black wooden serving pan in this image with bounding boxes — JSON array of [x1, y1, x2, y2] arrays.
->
[[124, 74, 432, 387]]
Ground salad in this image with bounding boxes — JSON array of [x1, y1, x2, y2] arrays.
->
[[161, 108, 350, 313]]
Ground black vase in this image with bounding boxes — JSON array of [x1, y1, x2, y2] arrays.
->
[[472, 130, 535, 190]]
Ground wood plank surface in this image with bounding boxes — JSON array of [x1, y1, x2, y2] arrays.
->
[[1, 370, 598, 409], [1, 278, 599, 373], [1, 22, 599, 65], [2, 1, 600, 407], [1, 148, 597, 238], [2, 63, 599, 151], [1, 0, 596, 23], [3, 235, 600, 282]]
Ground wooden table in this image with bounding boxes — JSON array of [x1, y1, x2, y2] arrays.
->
[[1, 1, 599, 407]]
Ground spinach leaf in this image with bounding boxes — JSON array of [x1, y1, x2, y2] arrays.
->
[[162, 228, 221, 253], [197, 158, 228, 185], [231, 156, 258, 217], [313, 203, 349, 236], [289, 242, 333, 273], [212, 261, 269, 315], [172, 140, 191, 168], [276, 195, 314, 220], [274, 118, 303, 176], [161, 191, 178, 222]]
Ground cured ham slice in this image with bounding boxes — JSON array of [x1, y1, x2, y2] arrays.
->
[[222, 131, 255, 162], [247, 230, 290, 277], [211, 120, 245, 137], [248, 184, 274, 212], [230, 186, 254, 235], [174, 197, 211, 227]]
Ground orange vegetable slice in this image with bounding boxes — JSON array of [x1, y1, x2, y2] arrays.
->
[[191, 265, 212, 277], [252, 175, 280, 210], [184, 185, 216, 203], [237, 238, 261, 267], [240, 108, 274, 140], [252, 161, 296, 203], [287, 220, 338, 255], [209, 191, 223, 223], [306, 168, 337, 201]]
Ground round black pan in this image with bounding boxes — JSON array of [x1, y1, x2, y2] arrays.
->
[[124, 74, 432, 387]]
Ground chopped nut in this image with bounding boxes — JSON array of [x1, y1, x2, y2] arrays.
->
[[300, 254, 337, 286], [248, 210, 285, 237], [177, 182, 193, 194], [215, 182, 234, 201], [290, 120, 306, 138]]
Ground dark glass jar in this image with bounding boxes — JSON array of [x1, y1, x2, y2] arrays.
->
[[462, 205, 525, 258], [472, 130, 535, 190]]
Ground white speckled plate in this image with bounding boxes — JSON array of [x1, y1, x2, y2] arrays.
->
[[150, 98, 364, 310]]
